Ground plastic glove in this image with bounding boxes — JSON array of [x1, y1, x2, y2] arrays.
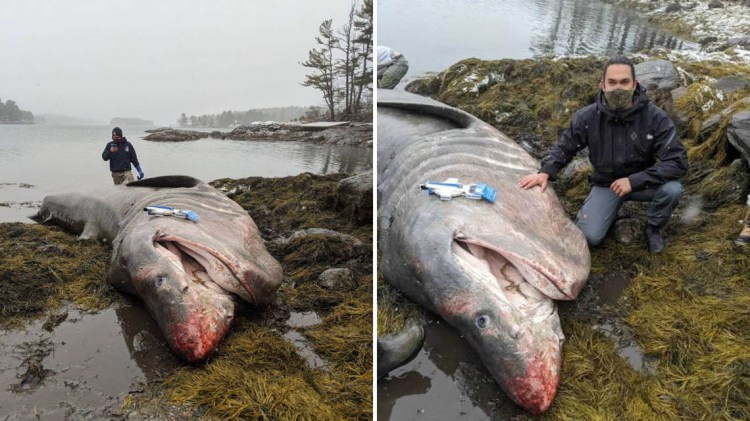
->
[[135, 165, 145, 180]]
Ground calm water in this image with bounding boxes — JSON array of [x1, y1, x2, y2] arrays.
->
[[379, 0, 698, 78], [0, 124, 372, 222]]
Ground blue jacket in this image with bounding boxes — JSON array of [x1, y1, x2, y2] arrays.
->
[[102, 138, 140, 172], [540, 84, 688, 191]]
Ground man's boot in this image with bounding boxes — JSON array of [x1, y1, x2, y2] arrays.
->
[[645, 224, 665, 253]]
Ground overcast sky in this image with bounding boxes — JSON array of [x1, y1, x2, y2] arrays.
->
[[0, 0, 358, 125]]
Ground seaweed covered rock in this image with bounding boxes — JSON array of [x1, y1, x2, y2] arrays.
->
[[334, 170, 373, 225], [711, 76, 750, 96], [405, 57, 604, 157], [727, 110, 750, 162], [318, 268, 354, 289], [143, 128, 207, 142]]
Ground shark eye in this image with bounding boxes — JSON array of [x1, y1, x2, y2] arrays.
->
[[156, 276, 166, 287], [475, 315, 490, 329]]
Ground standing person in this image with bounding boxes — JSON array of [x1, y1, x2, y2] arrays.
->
[[518, 56, 688, 253], [102, 127, 144, 185], [377, 45, 409, 89]]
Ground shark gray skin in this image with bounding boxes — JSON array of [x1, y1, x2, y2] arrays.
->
[[31, 175, 283, 363], [377, 322, 425, 379], [377, 90, 590, 414]]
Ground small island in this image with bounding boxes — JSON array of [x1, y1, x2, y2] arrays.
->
[[143, 121, 372, 147], [0, 98, 35, 124]]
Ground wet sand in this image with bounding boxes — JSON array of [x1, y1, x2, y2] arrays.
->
[[0, 296, 182, 420]]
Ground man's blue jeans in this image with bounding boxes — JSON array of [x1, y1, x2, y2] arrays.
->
[[575, 181, 683, 246]]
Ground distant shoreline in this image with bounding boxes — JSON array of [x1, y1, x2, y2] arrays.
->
[[143, 123, 373, 147]]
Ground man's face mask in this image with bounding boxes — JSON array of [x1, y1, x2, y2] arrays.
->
[[604, 88, 633, 111]]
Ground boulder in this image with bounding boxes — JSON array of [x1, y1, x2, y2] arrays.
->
[[665, 3, 681, 12], [334, 171, 373, 225], [727, 37, 750, 50], [557, 155, 592, 185], [682, 2, 698, 10], [614, 218, 643, 245], [613, 202, 648, 244], [635, 60, 678, 91], [727, 110, 750, 163], [699, 36, 719, 46], [317, 268, 354, 289], [711, 76, 750, 96], [699, 97, 750, 142], [707, 0, 723, 9]]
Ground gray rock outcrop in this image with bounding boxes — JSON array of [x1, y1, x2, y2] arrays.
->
[[143, 128, 206, 142], [711, 76, 750, 96], [727, 110, 750, 163], [635, 60, 678, 91], [699, 97, 750, 142], [726, 37, 750, 50], [334, 171, 373, 225], [141, 123, 372, 146]]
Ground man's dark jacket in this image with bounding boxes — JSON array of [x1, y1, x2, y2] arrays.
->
[[102, 138, 140, 172], [539, 84, 688, 191]]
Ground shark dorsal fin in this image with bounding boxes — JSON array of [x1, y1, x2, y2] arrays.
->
[[126, 175, 203, 188]]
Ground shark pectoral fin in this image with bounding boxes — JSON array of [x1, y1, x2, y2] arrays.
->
[[79, 223, 100, 241], [377, 322, 425, 379]]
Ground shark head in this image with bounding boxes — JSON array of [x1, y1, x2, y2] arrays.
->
[[385, 182, 589, 413], [110, 212, 282, 362]]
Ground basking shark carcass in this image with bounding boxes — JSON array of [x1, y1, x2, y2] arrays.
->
[[31, 176, 283, 363], [377, 90, 590, 414]]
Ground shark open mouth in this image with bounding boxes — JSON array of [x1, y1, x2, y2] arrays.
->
[[451, 234, 570, 314], [154, 234, 255, 302]]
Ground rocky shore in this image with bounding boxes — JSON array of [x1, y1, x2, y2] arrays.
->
[[381, 50, 750, 417], [606, 0, 750, 58], [143, 122, 373, 147], [0, 172, 373, 419]]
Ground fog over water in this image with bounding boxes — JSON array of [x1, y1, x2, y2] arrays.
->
[[0, 0, 354, 125]]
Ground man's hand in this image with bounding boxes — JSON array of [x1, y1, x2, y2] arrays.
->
[[110, 146, 118, 153], [517, 173, 549, 192], [610, 177, 632, 197], [137, 169, 145, 180]]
